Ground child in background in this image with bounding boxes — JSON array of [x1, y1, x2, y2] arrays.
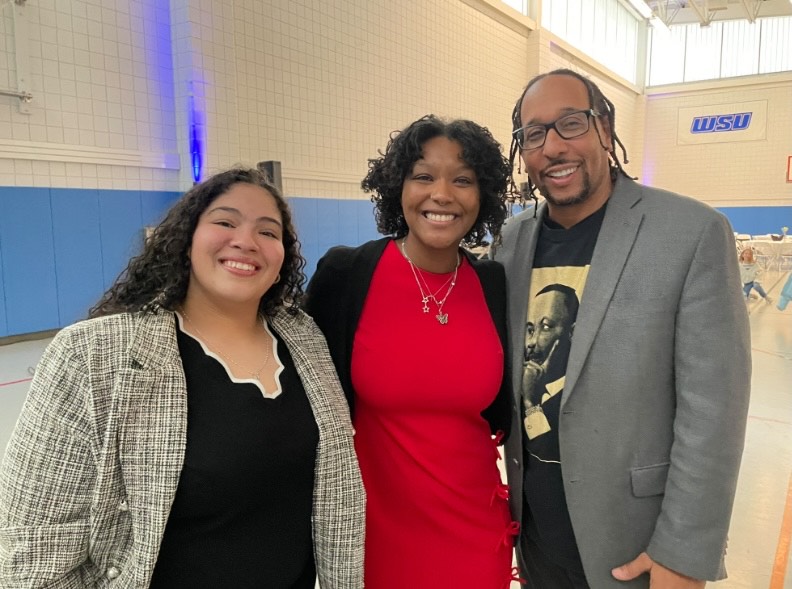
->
[[739, 248, 772, 304]]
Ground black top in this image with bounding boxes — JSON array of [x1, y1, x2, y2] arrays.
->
[[149, 320, 319, 589], [304, 237, 512, 440], [523, 204, 606, 574]]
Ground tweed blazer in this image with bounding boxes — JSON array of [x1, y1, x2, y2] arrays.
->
[[0, 308, 365, 589], [494, 178, 751, 586], [304, 237, 511, 439]]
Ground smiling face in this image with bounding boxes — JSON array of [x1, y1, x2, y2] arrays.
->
[[519, 74, 614, 227], [185, 182, 285, 314], [401, 135, 480, 271]]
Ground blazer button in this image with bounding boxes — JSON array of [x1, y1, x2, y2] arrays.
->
[[118, 499, 129, 512], [106, 566, 121, 579]]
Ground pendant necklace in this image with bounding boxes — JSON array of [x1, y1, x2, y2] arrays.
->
[[179, 308, 270, 380], [400, 239, 460, 325]]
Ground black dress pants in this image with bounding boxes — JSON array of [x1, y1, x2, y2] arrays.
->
[[518, 529, 591, 589]]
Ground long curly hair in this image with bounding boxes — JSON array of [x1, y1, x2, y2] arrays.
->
[[89, 167, 306, 318], [509, 69, 632, 206], [361, 115, 511, 246]]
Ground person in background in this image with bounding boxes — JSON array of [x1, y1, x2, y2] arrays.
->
[[739, 247, 772, 303], [305, 115, 519, 589], [493, 68, 751, 588], [0, 168, 364, 588], [777, 271, 792, 310]]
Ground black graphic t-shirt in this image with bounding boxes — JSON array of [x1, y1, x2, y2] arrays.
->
[[522, 204, 605, 573]]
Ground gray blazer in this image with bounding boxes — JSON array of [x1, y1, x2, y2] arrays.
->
[[0, 308, 365, 588], [494, 178, 750, 586]]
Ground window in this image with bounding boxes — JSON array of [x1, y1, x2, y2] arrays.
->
[[647, 16, 792, 85], [759, 17, 792, 74], [541, 0, 641, 84]]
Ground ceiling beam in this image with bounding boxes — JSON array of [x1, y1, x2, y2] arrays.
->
[[687, 0, 716, 26], [653, 0, 682, 27], [647, 0, 792, 25], [739, 0, 763, 22]]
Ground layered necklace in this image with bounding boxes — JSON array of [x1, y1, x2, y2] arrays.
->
[[400, 239, 460, 325], [179, 308, 271, 380]]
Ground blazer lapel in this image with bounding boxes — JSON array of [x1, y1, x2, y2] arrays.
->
[[269, 310, 327, 417], [116, 311, 187, 563], [506, 207, 544, 404], [561, 183, 644, 408]]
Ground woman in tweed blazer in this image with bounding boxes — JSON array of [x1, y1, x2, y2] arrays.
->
[[0, 168, 365, 588]]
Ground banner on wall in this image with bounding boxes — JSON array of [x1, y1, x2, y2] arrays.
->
[[677, 101, 767, 145]]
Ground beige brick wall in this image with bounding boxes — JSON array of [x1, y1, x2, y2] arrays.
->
[[643, 74, 792, 206], [1, 0, 709, 203], [230, 0, 533, 199]]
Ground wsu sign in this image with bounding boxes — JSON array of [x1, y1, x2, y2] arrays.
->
[[690, 112, 752, 134], [678, 101, 767, 145]]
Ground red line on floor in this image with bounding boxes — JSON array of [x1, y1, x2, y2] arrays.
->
[[770, 470, 792, 589], [0, 377, 32, 388]]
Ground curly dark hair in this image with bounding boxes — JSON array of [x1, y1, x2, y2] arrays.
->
[[509, 69, 632, 206], [89, 167, 306, 318], [361, 115, 511, 246]]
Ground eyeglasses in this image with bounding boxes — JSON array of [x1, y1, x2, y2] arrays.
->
[[512, 109, 599, 151]]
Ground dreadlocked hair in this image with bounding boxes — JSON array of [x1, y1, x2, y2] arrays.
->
[[508, 68, 632, 208], [361, 114, 511, 247], [89, 167, 306, 319]]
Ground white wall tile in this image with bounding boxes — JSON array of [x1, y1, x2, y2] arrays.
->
[[0, 159, 15, 175], [0, 0, 786, 205], [0, 0, 180, 191]]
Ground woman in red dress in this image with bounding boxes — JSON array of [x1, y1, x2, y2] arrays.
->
[[306, 115, 520, 588]]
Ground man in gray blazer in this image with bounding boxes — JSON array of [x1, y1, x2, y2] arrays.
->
[[493, 69, 751, 588]]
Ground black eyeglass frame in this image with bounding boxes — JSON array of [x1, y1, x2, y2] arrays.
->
[[512, 109, 600, 151]]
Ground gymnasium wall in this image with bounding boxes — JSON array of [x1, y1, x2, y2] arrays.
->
[[643, 73, 792, 235], [2, 0, 785, 337]]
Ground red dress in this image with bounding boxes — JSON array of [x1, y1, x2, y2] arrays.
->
[[351, 241, 516, 588]]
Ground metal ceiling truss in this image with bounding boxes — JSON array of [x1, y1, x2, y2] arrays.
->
[[652, 0, 683, 25], [740, 0, 764, 22], [645, 0, 792, 26]]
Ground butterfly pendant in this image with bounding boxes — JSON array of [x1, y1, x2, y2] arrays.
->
[[436, 313, 448, 325]]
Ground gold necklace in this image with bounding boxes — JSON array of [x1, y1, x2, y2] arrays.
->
[[179, 308, 271, 380], [400, 239, 460, 325]]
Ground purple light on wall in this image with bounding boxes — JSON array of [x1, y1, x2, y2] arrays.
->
[[189, 91, 203, 183], [642, 158, 654, 187]]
